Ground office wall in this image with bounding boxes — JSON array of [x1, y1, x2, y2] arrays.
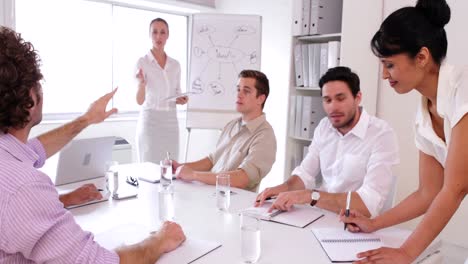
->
[[214, 0, 292, 190], [377, 0, 468, 248]]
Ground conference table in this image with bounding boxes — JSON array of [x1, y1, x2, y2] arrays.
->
[[69, 163, 464, 264]]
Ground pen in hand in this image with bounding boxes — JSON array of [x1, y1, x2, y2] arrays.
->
[[255, 196, 276, 203], [344, 191, 351, 230]]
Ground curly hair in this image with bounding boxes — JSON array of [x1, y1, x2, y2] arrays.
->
[[0, 27, 43, 133]]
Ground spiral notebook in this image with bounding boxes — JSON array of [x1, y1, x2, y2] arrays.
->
[[312, 227, 442, 263], [312, 227, 383, 262]]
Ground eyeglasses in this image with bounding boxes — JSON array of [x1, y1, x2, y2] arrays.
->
[[126, 175, 139, 187]]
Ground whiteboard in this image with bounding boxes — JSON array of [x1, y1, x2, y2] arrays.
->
[[187, 13, 262, 129]]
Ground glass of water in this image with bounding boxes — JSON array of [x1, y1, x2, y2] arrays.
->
[[240, 213, 261, 263], [160, 159, 173, 189], [216, 174, 230, 211], [158, 186, 174, 222]]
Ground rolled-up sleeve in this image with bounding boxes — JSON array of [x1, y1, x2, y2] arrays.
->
[[292, 141, 320, 190], [356, 128, 400, 217], [238, 128, 277, 190], [1, 178, 119, 264]]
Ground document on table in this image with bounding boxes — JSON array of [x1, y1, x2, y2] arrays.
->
[[240, 202, 324, 228], [163, 92, 196, 102], [95, 223, 221, 264], [312, 227, 441, 263]]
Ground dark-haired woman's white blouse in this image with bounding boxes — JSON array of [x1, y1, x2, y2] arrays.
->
[[415, 63, 468, 166]]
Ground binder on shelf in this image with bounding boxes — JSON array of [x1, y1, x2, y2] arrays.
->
[[309, 43, 321, 88], [292, 0, 303, 36], [307, 44, 314, 89], [319, 42, 329, 78], [301, 45, 310, 87], [294, 95, 303, 138], [309, 96, 326, 133], [289, 95, 297, 136], [301, 0, 312, 36], [328, 41, 341, 68], [301, 96, 313, 139], [309, 0, 343, 35], [294, 44, 304, 87]]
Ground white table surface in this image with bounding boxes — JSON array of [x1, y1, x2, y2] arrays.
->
[[68, 163, 467, 264]]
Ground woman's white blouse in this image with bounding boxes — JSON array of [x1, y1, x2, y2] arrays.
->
[[415, 63, 468, 167], [136, 51, 181, 111]]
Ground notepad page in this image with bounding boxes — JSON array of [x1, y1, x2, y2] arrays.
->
[[270, 204, 324, 228], [241, 203, 324, 228], [95, 223, 221, 264], [312, 228, 384, 262]]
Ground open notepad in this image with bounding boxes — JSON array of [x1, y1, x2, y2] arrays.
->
[[312, 227, 442, 263], [95, 223, 221, 264], [241, 202, 324, 228]]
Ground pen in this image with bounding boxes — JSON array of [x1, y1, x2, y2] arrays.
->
[[97, 189, 104, 192], [344, 191, 351, 230], [255, 196, 276, 203]]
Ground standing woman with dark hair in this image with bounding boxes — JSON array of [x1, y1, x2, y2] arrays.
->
[[135, 18, 188, 163], [341, 0, 468, 263]]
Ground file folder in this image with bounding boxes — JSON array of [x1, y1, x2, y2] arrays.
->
[[309, 0, 343, 35]]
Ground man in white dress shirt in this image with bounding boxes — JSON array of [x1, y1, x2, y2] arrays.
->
[[256, 67, 399, 217]]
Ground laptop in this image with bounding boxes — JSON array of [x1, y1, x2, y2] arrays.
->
[[51, 136, 115, 209]]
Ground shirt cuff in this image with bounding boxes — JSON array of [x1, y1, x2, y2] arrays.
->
[[238, 162, 261, 190], [291, 166, 316, 190], [356, 187, 384, 218]]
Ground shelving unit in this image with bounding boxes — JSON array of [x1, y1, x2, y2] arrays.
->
[[285, 0, 343, 178]]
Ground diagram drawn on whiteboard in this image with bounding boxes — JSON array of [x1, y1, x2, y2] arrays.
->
[[188, 14, 261, 111]]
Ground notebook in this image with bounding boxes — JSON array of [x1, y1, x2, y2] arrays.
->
[[312, 227, 442, 263], [54, 136, 115, 186], [95, 223, 222, 264], [241, 202, 324, 228]]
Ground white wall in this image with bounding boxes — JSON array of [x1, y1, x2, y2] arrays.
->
[[340, 0, 383, 116], [214, 0, 292, 190], [377, 0, 468, 248]]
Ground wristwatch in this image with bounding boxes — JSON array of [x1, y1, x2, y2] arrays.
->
[[310, 190, 320, 207]]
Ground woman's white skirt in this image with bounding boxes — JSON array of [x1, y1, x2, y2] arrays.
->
[[136, 109, 179, 163]]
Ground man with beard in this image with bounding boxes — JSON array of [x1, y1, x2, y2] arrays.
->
[[256, 67, 399, 217]]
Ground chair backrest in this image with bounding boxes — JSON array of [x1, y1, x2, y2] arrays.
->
[[381, 174, 398, 213]]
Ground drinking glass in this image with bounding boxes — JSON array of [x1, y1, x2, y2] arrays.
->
[[240, 213, 261, 263], [216, 174, 230, 211], [160, 159, 173, 189]]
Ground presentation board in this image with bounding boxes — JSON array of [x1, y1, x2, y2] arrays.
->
[[187, 13, 262, 129]]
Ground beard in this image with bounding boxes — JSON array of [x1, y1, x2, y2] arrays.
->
[[330, 107, 357, 130]]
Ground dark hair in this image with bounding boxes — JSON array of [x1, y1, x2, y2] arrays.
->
[[319, 66, 360, 97], [0, 27, 43, 133], [149, 18, 169, 32], [238, 69, 270, 109], [371, 0, 451, 65]]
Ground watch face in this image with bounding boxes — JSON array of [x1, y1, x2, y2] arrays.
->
[[312, 191, 320, 200]]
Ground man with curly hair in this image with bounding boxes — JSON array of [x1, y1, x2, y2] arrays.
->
[[0, 26, 185, 263]]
